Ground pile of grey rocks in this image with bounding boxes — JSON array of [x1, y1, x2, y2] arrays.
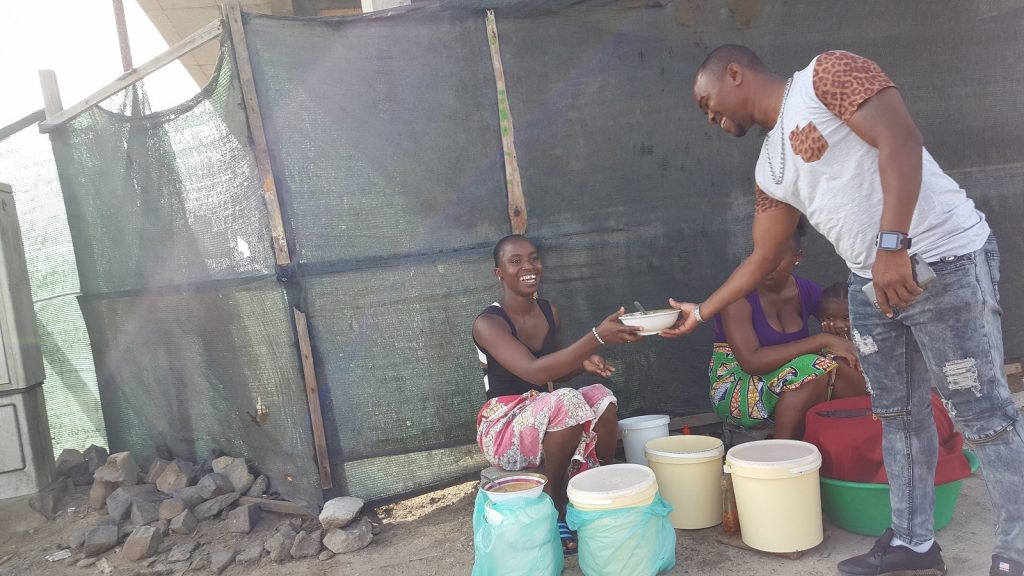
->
[[52, 448, 377, 573]]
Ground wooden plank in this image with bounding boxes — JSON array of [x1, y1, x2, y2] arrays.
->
[[485, 10, 527, 235], [224, 0, 292, 266], [39, 19, 223, 132], [1005, 362, 1022, 376], [37, 71, 63, 120], [0, 110, 46, 141], [293, 308, 333, 490], [111, 0, 134, 72], [237, 496, 318, 517]]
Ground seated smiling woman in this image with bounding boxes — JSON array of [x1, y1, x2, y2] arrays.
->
[[473, 235, 641, 554], [711, 222, 866, 439]]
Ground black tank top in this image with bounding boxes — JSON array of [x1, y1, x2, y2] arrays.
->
[[474, 299, 558, 399]]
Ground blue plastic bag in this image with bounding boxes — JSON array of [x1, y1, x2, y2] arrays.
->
[[471, 489, 564, 576], [566, 494, 677, 576]]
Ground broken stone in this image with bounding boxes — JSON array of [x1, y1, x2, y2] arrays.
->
[[319, 549, 335, 561], [193, 492, 239, 520], [246, 475, 269, 497], [122, 525, 162, 561], [158, 497, 186, 520], [140, 556, 159, 567], [155, 460, 195, 494], [211, 456, 254, 494], [319, 496, 364, 530], [89, 480, 116, 511], [84, 445, 108, 473], [171, 486, 204, 509], [167, 541, 197, 563], [264, 529, 294, 563], [290, 529, 322, 559], [189, 549, 210, 571], [210, 547, 237, 574], [145, 459, 171, 484], [131, 498, 162, 526], [322, 517, 373, 554], [83, 523, 118, 556], [118, 522, 134, 542], [196, 472, 233, 499], [370, 521, 382, 535], [226, 503, 261, 534], [77, 556, 99, 567], [56, 449, 91, 485], [106, 490, 132, 522], [93, 452, 138, 485], [169, 509, 197, 534], [235, 543, 263, 565], [152, 519, 169, 536]]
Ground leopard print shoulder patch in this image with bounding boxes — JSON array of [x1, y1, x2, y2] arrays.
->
[[754, 185, 787, 215], [813, 51, 896, 122]]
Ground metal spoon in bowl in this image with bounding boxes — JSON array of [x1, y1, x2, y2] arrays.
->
[[633, 300, 646, 315]]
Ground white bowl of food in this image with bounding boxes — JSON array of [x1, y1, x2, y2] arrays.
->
[[482, 473, 547, 503], [620, 308, 681, 336]]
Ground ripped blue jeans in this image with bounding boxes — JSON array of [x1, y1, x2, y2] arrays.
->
[[849, 235, 1024, 562]]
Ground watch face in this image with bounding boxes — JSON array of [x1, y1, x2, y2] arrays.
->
[[879, 233, 902, 249]]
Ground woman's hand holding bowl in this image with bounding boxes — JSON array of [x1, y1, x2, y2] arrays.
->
[[595, 307, 643, 345]]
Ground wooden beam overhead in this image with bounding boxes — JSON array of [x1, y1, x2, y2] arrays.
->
[[39, 19, 223, 133]]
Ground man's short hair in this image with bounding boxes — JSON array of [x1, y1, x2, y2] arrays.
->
[[696, 44, 768, 79]]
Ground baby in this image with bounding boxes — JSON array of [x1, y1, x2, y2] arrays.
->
[[820, 282, 851, 340]]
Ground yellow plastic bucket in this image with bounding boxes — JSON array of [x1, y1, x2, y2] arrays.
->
[[566, 463, 658, 511], [724, 440, 823, 553], [644, 435, 725, 529]]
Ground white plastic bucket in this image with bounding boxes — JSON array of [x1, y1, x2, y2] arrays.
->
[[567, 463, 659, 511], [645, 435, 725, 529], [724, 440, 823, 553], [618, 415, 670, 465]]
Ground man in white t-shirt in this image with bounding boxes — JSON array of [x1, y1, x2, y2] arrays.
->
[[662, 44, 1024, 576]]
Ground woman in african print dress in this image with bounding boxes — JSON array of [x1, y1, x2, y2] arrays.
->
[[473, 235, 642, 553], [710, 222, 866, 439]]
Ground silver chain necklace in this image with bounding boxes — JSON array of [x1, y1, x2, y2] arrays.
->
[[763, 77, 793, 185]]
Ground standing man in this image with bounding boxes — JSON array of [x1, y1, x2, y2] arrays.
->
[[665, 44, 1024, 576]]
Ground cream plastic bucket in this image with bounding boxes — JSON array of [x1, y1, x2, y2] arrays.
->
[[618, 414, 670, 465], [645, 435, 725, 529], [724, 440, 823, 553], [567, 463, 658, 511]]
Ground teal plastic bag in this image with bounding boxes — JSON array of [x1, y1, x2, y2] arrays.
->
[[566, 494, 677, 576], [471, 489, 564, 576]]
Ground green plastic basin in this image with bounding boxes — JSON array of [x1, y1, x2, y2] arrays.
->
[[820, 449, 979, 537]]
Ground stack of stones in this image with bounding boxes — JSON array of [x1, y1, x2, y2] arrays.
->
[[58, 448, 379, 572]]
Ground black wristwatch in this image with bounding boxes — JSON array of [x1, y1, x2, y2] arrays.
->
[[875, 231, 912, 251]]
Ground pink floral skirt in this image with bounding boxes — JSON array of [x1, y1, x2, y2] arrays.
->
[[476, 384, 617, 474]]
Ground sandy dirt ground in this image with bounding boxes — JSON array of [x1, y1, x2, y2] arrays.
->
[[0, 468, 998, 576]]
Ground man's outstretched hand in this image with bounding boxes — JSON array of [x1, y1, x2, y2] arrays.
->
[[659, 298, 701, 338]]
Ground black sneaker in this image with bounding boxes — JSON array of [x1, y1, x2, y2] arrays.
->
[[838, 528, 946, 575], [991, 554, 1024, 576]]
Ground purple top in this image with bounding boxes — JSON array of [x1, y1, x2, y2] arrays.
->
[[713, 276, 823, 347]]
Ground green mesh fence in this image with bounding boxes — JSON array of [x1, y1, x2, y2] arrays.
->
[[0, 123, 107, 457]]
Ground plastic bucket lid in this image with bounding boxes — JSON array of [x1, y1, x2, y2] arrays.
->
[[645, 435, 724, 462], [725, 439, 822, 480], [566, 463, 658, 509], [618, 414, 670, 431]]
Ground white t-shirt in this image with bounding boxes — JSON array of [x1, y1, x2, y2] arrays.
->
[[754, 50, 990, 278]]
